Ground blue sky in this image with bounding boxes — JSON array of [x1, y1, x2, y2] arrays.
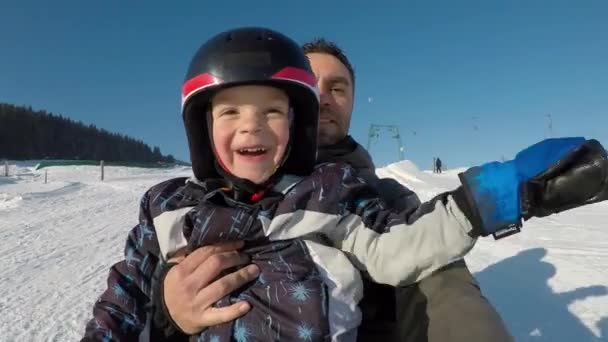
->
[[1, 0, 606, 169]]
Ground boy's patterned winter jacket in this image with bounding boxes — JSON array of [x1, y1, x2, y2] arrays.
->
[[82, 159, 478, 342]]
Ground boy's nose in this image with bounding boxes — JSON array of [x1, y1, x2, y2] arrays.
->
[[238, 116, 263, 134]]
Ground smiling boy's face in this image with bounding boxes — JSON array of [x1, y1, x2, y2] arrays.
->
[[210, 85, 291, 184]]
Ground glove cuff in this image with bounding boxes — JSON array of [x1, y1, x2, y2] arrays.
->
[[451, 186, 485, 237], [459, 161, 523, 239]]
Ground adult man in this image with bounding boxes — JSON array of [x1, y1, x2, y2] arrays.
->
[[302, 39, 512, 342], [148, 39, 514, 342]]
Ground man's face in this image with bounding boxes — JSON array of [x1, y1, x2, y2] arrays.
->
[[306, 52, 354, 147]]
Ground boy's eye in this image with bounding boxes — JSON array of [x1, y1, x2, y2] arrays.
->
[[267, 108, 286, 116], [220, 109, 238, 116]]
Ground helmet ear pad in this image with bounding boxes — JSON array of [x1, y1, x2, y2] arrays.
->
[[183, 98, 215, 181]]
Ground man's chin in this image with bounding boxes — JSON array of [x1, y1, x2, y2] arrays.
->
[[317, 131, 346, 147]]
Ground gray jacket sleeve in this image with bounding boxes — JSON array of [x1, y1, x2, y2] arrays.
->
[[329, 187, 477, 287], [330, 165, 480, 287], [266, 164, 479, 288], [357, 169, 422, 215]]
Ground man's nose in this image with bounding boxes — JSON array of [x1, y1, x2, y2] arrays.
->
[[319, 88, 333, 107]]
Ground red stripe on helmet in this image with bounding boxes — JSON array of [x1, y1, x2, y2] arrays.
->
[[271, 67, 317, 89], [182, 73, 222, 100]]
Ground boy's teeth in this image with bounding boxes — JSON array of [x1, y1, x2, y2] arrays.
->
[[239, 148, 267, 154]]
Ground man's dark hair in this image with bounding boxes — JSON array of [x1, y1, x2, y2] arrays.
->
[[302, 38, 355, 89]]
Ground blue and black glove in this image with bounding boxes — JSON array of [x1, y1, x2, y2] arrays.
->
[[458, 137, 608, 239]]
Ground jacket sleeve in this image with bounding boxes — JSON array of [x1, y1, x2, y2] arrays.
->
[[357, 169, 421, 214], [321, 164, 481, 288], [81, 190, 161, 341]]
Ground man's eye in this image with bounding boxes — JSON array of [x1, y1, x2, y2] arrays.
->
[[331, 87, 345, 94]]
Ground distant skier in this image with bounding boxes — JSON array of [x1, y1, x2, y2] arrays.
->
[[435, 157, 443, 174]]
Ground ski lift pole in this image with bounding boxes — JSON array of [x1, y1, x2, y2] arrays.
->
[[367, 124, 380, 151], [3, 160, 7, 177], [368, 123, 405, 161], [367, 125, 374, 151], [393, 126, 405, 160], [100, 160, 105, 181]]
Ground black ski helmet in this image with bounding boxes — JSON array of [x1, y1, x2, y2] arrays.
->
[[181, 27, 320, 184]]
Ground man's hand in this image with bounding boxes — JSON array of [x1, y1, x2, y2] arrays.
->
[[163, 241, 260, 334]]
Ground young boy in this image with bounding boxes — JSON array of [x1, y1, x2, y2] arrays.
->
[[82, 27, 608, 342]]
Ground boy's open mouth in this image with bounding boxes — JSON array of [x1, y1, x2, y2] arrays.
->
[[237, 147, 268, 156]]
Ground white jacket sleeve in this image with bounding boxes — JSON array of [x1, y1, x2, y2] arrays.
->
[[264, 163, 480, 287]]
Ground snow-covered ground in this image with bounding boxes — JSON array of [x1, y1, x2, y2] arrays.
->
[[1, 161, 607, 341]]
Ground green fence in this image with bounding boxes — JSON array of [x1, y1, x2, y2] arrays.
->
[[34, 160, 187, 170]]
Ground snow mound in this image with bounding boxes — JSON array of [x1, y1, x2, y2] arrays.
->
[[376, 160, 461, 201]]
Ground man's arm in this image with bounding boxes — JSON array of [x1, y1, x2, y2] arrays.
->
[[263, 164, 478, 287], [327, 138, 608, 287], [358, 170, 421, 214], [330, 184, 478, 287]]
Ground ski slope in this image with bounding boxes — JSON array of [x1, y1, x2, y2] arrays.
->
[[1, 161, 607, 341]]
